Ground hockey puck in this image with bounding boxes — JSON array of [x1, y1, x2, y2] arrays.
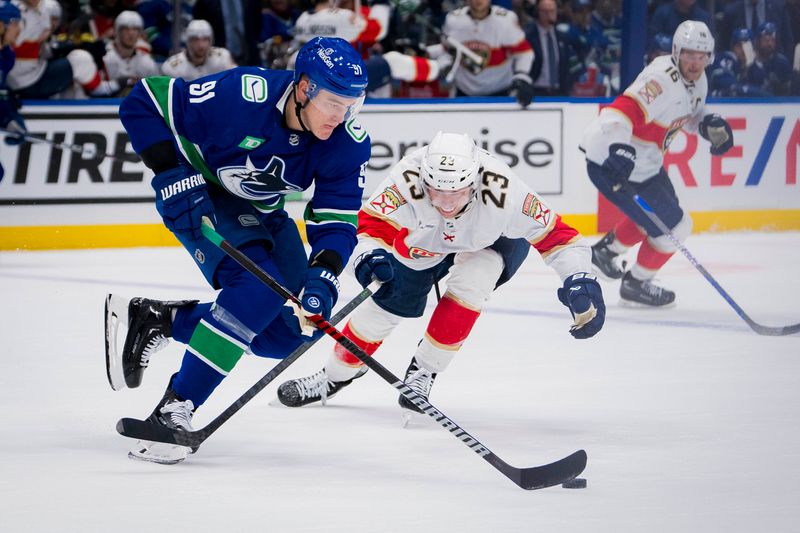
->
[[561, 477, 587, 489]]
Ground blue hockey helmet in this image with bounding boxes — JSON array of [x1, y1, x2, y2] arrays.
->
[[0, 0, 21, 24], [756, 21, 777, 37], [294, 37, 368, 99], [651, 33, 673, 54], [731, 27, 752, 46]]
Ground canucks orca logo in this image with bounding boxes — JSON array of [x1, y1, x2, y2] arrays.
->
[[217, 156, 302, 200]]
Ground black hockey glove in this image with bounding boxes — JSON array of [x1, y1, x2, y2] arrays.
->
[[0, 89, 26, 146], [602, 143, 636, 186], [354, 249, 397, 298], [557, 273, 605, 339], [152, 166, 216, 241], [510, 73, 535, 108], [699, 114, 733, 156]]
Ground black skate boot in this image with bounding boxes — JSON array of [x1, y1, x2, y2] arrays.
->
[[105, 294, 197, 391], [619, 271, 676, 307], [129, 380, 196, 465], [277, 366, 368, 407], [591, 232, 627, 280], [398, 357, 437, 427]]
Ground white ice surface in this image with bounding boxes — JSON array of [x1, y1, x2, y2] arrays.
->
[[2, 232, 799, 532]]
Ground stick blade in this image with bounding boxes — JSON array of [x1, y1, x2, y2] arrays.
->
[[116, 417, 201, 448], [514, 449, 588, 490]]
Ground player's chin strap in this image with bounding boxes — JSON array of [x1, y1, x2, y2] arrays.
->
[[293, 85, 312, 133]]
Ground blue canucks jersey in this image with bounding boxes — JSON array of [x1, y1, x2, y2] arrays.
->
[[122, 67, 371, 266]]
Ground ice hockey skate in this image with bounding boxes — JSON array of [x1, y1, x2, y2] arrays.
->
[[399, 357, 437, 428], [128, 385, 195, 465], [105, 294, 196, 391], [619, 271, 676, 307], [591, 233, 627, 280], [277, 367, 368, 407]]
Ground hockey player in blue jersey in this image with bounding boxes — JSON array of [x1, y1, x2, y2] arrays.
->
[[104, 36, 370, 464], [0, 0, 25, 181]]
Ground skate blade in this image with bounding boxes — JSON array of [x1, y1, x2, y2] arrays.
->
[[619, 297, 677, 309], [128, 441, 189, 465], [105, 294, 130, 392], [400, 408, 424, 429]]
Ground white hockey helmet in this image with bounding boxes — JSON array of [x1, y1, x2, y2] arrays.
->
[[114, 10, 144, 32], [420, 131, 481, 192], [186, 19, 214, 42], [672, 20, 714, 65]]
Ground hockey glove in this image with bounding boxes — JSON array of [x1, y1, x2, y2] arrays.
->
[[557, 273, 605, 339], [354, 249, 397, 298], [510, 73, 535, 108], [0, 89, 26, 146], [699, 114, 733, 156], [152, 167, 216, 241], [601, 143, 636, 186], [289, 266, 341, 338]]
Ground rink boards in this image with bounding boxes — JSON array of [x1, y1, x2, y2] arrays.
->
[[1, 98, 798, 250]]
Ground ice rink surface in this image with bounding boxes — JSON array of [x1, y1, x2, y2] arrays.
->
[[2, 232, 799, 532]]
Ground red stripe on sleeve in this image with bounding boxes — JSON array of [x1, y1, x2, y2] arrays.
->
[[608, 95, 668, 147], [357, 210, 400, 248], [532, 215, 580, 254], [509, 40, 532, 54], [414, 57, 431, 82]]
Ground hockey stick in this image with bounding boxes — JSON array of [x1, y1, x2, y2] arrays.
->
[[0, 127, 141, 163], [616, 182, 800, 336], [116, 278, 382, 449], [187, 220, 587, 490]]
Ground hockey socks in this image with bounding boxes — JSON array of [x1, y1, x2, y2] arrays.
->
[[328, 322, 382, 382], [416, 294, 480, 372]]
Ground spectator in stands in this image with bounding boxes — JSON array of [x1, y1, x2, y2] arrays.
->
[[161, 19, 236, 81], [742, 21, 794, 96], [257, 0, 299, 68], [561, 0, 604, 64], [100, 10, 159, 96], [193, 0, 262, 65], [648, 0, 711, 40], [524, 0, 571, 96], [137, 0, 193, 59], [718, 0, 794, 57], [648, 32, 673, 63], [590, 0, 622, 93], [0, 0, 25, 169], [9, 0, 116, 98], [708, 27, 763, 96]]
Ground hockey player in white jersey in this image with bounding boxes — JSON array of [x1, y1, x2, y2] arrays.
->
[[290, 0, 445, 97], [161, 19, 236, 81], [581, 20, 734, 307], [425, 0, 535, 106], [277, 131, 605, 419], [101, 11, 159, 96]]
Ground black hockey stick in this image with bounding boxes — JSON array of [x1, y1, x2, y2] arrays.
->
[[116, 277, 382, 449], [0, 127, 141, 163], [188, 220, 587, 490], [616, 181, 800, 336]]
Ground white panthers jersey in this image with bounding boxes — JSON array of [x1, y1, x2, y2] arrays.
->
[[354, 147, 591, 281], [161, 48, 236, 81], [442, 6, 533, 95], [102, 41, 160, 82], [292, 5, 389, 47], [8, 0, 50, 90], [580, 54, 708, 182]]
